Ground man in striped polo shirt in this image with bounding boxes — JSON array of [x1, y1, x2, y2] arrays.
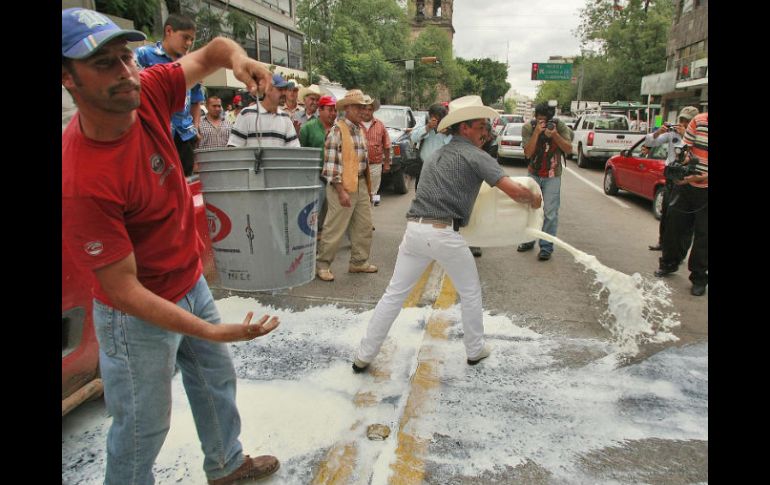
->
[[227, 73, 300, 148], [655, 111, 708, 296]]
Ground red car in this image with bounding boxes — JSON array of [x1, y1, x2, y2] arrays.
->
[[603, 137, 668, 219], [62, 176, 214, 415]]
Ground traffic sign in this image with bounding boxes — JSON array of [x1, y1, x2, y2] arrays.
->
[[531, 63, 573, 81]]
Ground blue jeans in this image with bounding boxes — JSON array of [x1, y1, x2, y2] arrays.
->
[[93, 275, 246, 485], [527, 174, 561, 254]]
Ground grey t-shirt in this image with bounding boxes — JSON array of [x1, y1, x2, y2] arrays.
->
[[406, 136, 506, 227]]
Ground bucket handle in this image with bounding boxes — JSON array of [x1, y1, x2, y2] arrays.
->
[[253, 148, 263, 174]]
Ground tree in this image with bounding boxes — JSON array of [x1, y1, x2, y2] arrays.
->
[[409, 26, 463, 107], [571, 0, 674, 102], [455, 58, 510, 106], [95, 0, 160, 37], [504, 98, 517, 114]]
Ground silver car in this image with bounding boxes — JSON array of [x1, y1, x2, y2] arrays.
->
[[496, 122, 526, 161]]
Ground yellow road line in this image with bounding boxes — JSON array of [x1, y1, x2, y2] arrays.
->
[[310, 263, 439, 484], [388, 275, 456, 484]]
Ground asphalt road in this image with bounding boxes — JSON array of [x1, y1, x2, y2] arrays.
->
[[63, 157, 707, 484]]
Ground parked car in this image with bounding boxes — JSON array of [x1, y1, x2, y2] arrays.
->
[[571, 112, 646, 168], [413, 110, 429, 128], [496, 122, 526, 162], [493, 114, 525, 135], [374, 105, 419, 194], [603, 137, 667, 219]]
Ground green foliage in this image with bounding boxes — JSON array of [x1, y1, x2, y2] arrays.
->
[[95, 0, 159, 36], [455, 58, 510, 106], [193, 7, 224, 48], [504, 98, 517, 114], [409, 26, 461, 107], [568, 0, 674, 102], [227, 10, 254, 45]]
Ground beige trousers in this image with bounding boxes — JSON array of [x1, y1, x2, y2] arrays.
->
[[316, 178, 373, 269], [369, 163, 382, 197]]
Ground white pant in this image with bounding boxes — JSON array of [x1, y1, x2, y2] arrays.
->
[[356, 221, 486, 363], [369, 163, 382, 200]]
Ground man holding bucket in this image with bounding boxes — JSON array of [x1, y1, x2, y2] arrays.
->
[[316, 89, 378, 282], [352, 95, 542, 372], [62, 9, 281, 484]]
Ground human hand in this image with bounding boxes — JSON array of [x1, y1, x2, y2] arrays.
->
[[383, 163, 391, 173], [232, 57, 273, 97], [208, 312, 280, 342], [338, 190, 352, 207], [530, 191, 543, 209]]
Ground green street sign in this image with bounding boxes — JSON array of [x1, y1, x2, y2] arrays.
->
[[531, 63, 573, 81]]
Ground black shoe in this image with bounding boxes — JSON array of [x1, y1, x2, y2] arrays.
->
[[654, 267, 677, 277], [352, 357, 370, 373], [538, 250, 551, 261], [517, 242, 535, 252], [691, 284, 706, 296], [648, 244, 662, 251], [470, 246, 482, 257]]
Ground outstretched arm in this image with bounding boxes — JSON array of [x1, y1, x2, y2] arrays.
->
[[495, 176, 542, 209], [178, 37, 273, 97]]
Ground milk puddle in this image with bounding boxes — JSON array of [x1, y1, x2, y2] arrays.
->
[[527, 229, 680, 355]]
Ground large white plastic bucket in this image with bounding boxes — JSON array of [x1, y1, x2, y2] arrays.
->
[[460, 176, 544, 247], [195, 146, 323, 291]]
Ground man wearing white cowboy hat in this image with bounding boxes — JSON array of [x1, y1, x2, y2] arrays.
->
[[353, 95, 542, 371], [293, 83, 323, 128], [316, 89, 378, 282]]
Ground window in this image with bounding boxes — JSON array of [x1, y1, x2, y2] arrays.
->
[[261, 0, 292, 16], [271, 27, 288, 66], [288, 35, 303, 70], [258, 23, 270, 63], [242, 20, 257, 61]]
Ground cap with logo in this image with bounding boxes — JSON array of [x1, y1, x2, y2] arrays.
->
[[318, 96, 336, 108], [271, 73, 290, 89], [62, 8, 146, 59]]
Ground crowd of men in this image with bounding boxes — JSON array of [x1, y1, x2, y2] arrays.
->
[[62, 8, 706, 485]]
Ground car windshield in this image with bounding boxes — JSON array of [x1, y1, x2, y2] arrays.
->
[[375, 108, 408, 129], [504, 123, 523, 136], [594, 115, 629, 130]]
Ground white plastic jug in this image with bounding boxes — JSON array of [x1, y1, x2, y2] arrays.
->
[[460, 176, 544, 247]]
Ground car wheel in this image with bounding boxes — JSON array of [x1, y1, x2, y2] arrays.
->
[[391, 167, 408, 194], [577, 145, 589, 168], [652, 186, 664, 220], [603, 168, 619, 195]]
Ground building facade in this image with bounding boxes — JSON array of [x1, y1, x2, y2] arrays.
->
[[407, 0, 454, 42], [642, 0, 707, 121]]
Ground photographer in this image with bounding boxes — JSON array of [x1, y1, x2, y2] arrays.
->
[[644, 106, 699, 252], [409, 103, 451, 190], [516, 102, 573, 261], [654, 112, 708, 296]]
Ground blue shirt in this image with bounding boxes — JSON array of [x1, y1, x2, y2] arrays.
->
[[134, 41, 204, 142], [410, 124, 452, 162]]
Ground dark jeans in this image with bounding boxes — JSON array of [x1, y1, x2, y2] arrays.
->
[[658, 180, 693, 257], [659, 184, 708, 285], [174, 132, 196, 177]]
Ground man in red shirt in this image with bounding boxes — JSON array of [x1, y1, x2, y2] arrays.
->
[[360, 99, 391, 206], [62, 8, 279, 484]]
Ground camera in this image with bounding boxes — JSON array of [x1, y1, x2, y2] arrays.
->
[[530, 118, 558, 131], [664, 145, 708, 182]]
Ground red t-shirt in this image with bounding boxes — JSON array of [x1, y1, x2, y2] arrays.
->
[[62, 63, 203, 306]]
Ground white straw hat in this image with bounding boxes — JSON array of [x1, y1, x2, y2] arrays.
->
[[437, 95, 500, 132]]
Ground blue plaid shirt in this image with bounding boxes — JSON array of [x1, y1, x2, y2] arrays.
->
[[134, 41, 204, 142]]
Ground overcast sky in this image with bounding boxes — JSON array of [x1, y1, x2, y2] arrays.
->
[[451, 0, 587, 99]]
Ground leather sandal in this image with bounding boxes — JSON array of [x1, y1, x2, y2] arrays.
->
[[316, 268, 334, 281]]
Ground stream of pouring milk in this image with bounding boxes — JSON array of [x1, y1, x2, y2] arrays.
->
[[527, 228, 680, 355]]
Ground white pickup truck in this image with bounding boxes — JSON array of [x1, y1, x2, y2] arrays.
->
[[570, 112, 646, 168]]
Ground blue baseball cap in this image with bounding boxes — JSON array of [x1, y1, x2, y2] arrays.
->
[[62, 8, 146, 59], [272, 73, 290, 89]]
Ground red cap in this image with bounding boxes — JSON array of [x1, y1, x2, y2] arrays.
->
[[232, 95, 242, 105], [318, 95, 336, 107]]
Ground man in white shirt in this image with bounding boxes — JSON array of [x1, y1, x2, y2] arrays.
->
[[228, 73, 300, 148]]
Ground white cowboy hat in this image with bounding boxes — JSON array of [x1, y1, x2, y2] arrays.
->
[[437, 95, 500, 132], [298, 84, 322, 100], [336, 89, 374, 109]]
